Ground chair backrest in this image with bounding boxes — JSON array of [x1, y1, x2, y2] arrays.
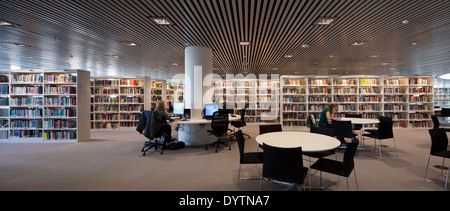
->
[[441, 108, 450, 116], [431, 115, 440, 129], [306, 114, 316, 128], [345, 113, 362, 118], [377, 119, 394, 139], [379, 116, 393, 122], [259, 124, 282, 135], [138, 110, 166, 139], [428, 128, 449, 155], [239, 108, 246, 122], [343, 138, 359, 176], [211, 110, 229, 136], [310, 126, 334, 137], [262, 143, 306, 184], [332, 119, 353, 138], [235, 130, 246, 163]]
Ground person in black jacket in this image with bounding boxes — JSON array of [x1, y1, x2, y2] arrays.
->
[[154, 100, 186, 138]]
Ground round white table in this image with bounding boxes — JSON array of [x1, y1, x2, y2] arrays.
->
[[340, 117, 380, 149], [255, 131, 341, 152], [340, 117, 380, 125], [176, 114, 241, 146]]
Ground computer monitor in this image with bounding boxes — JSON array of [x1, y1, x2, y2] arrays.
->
[[204, 104, 219, 119], [173, 102, 185, 115]]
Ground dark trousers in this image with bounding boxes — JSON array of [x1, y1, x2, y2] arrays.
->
[[160, 124, 172, 138]]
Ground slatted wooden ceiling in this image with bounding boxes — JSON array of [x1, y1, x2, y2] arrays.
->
[[0, 0, 449, 79]]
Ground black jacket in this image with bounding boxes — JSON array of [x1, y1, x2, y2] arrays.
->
[[136, 111, 166, 139]]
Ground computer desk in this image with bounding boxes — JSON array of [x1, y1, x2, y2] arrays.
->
[[175, 115, 241, 146]]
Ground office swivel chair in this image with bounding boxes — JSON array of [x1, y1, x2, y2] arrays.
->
[[137, 110, 172, 155], [206, 110, 231, 153], [230, 108, 250, 140]]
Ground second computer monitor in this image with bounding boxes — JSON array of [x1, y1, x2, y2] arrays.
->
[[204, 104, 219, 118], [173, 102, 185, 115]]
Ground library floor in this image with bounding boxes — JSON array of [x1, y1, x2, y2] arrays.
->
[[0, 125, 448, 191]]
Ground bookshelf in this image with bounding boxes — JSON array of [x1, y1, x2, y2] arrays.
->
[[90, 76, 150, 129], [433, 78, 450, 109], [165, 81, 184, 113], [0, 72, 9, 140], [280, 75, 434, 130], [212, 78, 280, 123], [5, 70, 91, 142], [151, 80, 165, 110]]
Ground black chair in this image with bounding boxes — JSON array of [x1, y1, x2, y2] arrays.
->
[[137, 111, 171, 155], [230, 109, 250, 140], [364, 116, 392, 135], [304, 126, 336, 159], [259, 124, 282, 135], [344, 113, 362, 130], [441, 108, 450, 117], [206, 110, 231, 153], [258, 124, 282, 150], [362, 118, 397, 160], [236, 130, 264, 189], [431, 115, 450, 132], [425, 128, 450, 190], [260, 143, 308, 191], [310, 138, 360, 191], [331, 119, 356, 145]]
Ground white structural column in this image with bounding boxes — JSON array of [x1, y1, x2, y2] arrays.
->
[[185, 46, 213, 119]]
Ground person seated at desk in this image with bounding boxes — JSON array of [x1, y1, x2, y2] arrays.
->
[[318, 104, 341, 128], [154, 100, 186, 139]]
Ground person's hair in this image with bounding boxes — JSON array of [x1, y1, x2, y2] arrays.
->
[[154, 100, 166, 111], [329, 104, 338, 114]]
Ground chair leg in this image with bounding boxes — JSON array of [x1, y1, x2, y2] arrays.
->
[[378, 139, 382, 160], [354, 168, 359, 191], [237, 164, 242, 190], [445, 166, 449, 190], [392, 138, 398, 157], [425, 155, 432, 180]]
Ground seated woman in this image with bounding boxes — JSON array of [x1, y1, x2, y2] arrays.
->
[[318, 104, 341, 128], [154, 100, 186, 139]]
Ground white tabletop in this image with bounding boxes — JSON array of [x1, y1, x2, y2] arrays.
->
[[340, 117, 380, 125], [176, 114, 241, 124], [255, 131, 341, 152]]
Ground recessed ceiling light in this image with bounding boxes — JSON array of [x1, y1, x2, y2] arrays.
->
[[1, 42, 29, 47], [119, 41, 140, 47], [301, 43, 309, 48], [284, 55, 293, 58], [349, 40, 368, 46], [239, 41, 250, 46], [149, 16, 173, 25], [381, 62, 390, 65], [402, 20, 409, 24], [368, 54, 382, 58], [315, 17, 336, 25], [0, 20, 13, 26], [105, 54, 119, 58]]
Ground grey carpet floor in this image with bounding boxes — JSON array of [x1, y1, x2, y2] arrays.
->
[[0, 125, 448, 191]]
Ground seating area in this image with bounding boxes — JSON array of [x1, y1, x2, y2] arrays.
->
[[0, 124, 448, 191]]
